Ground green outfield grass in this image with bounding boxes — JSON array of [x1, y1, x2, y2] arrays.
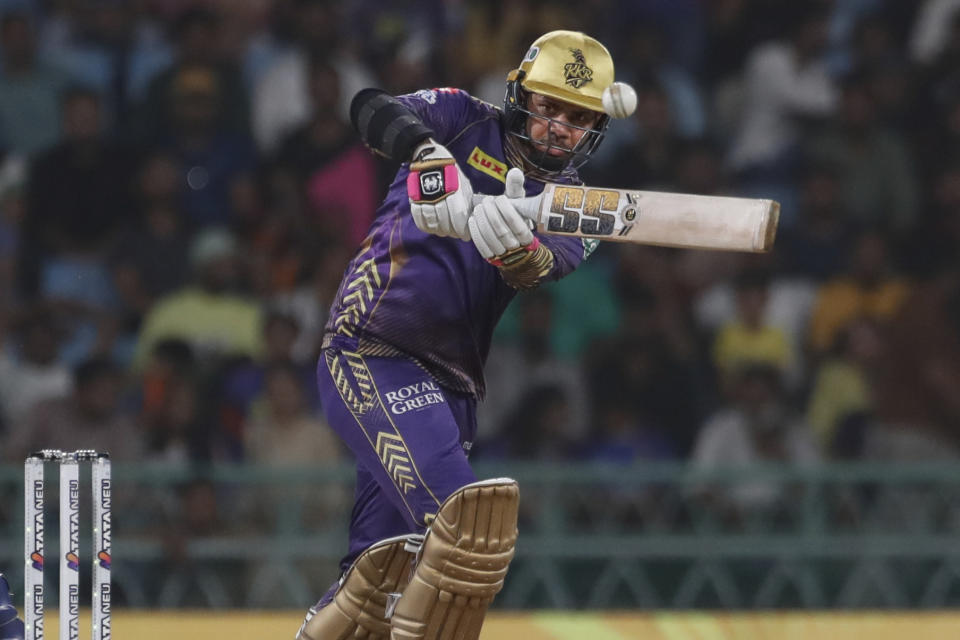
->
[[39, 610, 960, 639]]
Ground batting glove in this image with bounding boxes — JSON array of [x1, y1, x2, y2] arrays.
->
[[407, 139, 473, 240], [469, 168, 534, 260], [470, 168, 554, 289]]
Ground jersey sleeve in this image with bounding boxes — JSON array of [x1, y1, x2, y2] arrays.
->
[[396, 88, 485, 146], [537, 234, 590, 282]]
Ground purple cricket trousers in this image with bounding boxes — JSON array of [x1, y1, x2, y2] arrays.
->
[[316, 348, 479, 581]]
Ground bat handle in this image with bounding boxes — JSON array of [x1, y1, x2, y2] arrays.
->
[[470, 193, 543, 223]]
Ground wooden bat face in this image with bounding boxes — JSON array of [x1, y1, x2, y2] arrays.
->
[[528, 184, 780, 253]]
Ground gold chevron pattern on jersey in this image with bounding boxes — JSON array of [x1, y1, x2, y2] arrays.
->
[[376, 431, 417, 494], [326, 351, 375, 415], [343, 350, 376, 409], [333, 254, 382, 338]]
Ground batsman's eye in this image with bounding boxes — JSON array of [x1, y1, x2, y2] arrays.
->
[[569, 110, 594, 126], [533, 98, 559, 117]]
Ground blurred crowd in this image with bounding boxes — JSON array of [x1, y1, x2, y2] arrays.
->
[[1, 0, 960, 523]]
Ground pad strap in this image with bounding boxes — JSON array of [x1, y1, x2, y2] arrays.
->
[[350, 89, 436, 161]]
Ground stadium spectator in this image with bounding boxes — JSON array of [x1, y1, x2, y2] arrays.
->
[[243, 362, 338, 465], [4, 357, 142, 462], [807, 229, 909, 355], [0, 10, 73, 155], [478, 384, 580, 461], [0, 151, 25, 309], [711, 268, 796, 386], [137, 338, 210, 462], [254, 237, 353, 363], [479, 289, 589, 443], [696, 256, 816, 394], [218, 309, 319, 458], [272, 55, 379, 249], [727, 2, 837, 215], [144, 63, 258, 228], [805, 317, 883, 457], [776, 161, 860, 282], [141, 371, 206, 464], [0, 307, 71, 428], [690, 363, 819, 519], [805, 71, 919, 230], [251, 0, 375, 152], [909, 0, 960, 64], [586, 291, 706, 456], [870, 241, 960, 459], [110, 155, 192, 345], [38, 0, 172, 124], [154, 477, 242, 607], [614, 23, 706, 139], [133, 226, 263, 369], [131, 6, 248, 142], [20, 87, 135, 303]]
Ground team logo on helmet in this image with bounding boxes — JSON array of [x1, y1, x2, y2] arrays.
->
[[563, 48, 593, 89]]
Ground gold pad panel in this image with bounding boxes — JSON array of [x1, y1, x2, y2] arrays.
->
[[390, 479, 520, 640], [298, 536, 416, 640]]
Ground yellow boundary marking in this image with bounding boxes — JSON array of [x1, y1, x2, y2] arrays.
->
[[40, 610, 960, 640], [534, 613, 630, 639]]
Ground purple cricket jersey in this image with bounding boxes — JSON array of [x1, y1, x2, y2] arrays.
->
[[322, 88, 590, 399]]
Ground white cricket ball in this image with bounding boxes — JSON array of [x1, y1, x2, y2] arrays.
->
[[601, 82, 637, 119]]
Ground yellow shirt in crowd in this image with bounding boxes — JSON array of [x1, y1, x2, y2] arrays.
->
[[713, 321, 792, 375], [808, 278, 909, 352], [134, 287, 264, 367]]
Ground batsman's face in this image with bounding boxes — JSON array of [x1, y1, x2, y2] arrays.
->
[[525, 93, 601, 157]]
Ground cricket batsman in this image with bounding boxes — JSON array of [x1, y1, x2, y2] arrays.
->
[[297, 30, 618, 640]]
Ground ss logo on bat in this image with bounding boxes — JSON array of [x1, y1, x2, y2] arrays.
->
[[547, 187, 634, 236]]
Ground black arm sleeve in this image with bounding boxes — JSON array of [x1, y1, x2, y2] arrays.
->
[[349, 88, 436, 161]]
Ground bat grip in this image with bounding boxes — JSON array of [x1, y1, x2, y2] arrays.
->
[[470, 193, 543, 223]]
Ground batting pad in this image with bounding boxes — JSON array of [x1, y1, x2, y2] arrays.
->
[[297, 534, 417, 640], [390, 478, 520, 640]]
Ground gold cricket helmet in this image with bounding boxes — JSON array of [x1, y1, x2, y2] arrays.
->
[[503, 30, 614, 176], [513, 30, 615, 113]]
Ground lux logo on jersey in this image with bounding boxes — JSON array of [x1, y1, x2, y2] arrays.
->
[[467, 147, 508, 182]]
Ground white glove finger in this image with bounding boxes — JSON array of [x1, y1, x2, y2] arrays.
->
[[448, 192, 472, 240], [475, 203, 507, 255], [434, 199, 453, 236], [505, 167, 525, 199], [410, 204, 429, 231], [481, 197, 513, 241], [486, 198, 522, 251], [469, 217, 494, 259], [499, 232, 521, 252], [495, 195, 534, 244], [419, 204, 440, 232], [410, 205, 423, 228]]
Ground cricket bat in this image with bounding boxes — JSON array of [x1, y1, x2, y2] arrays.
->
[[480, 184, 780, 253]]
